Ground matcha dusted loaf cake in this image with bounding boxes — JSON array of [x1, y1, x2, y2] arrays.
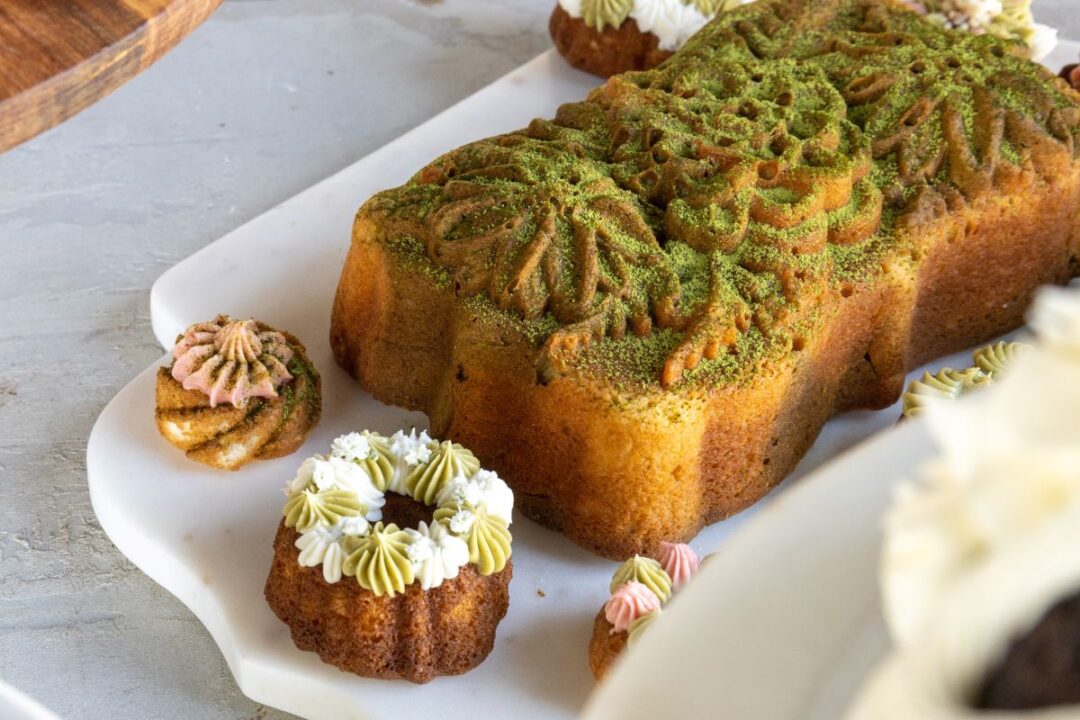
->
[[331, 0, 1080, 559]]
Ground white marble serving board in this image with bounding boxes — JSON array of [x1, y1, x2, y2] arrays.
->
[[88, 43, 1080, 720]]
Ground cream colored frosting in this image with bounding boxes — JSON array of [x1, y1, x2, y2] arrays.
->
[[850, 285, 1080, 718], [404, 520, 470, 590], [282, 431, 515, 593]]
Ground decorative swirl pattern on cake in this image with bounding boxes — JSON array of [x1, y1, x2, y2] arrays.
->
[[171, 315, 294, 408], [343, 522, 415, 598], [657, 541, 700, 588], [281, 431, 514, 593], [405, 440, 481, 505], [611, 555, 674, 601], [605, 581, 663, 632], [368, 0, 1079, 390]]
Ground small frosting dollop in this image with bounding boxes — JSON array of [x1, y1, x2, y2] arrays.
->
[[605, 581, 662, 633], [611, 555, 673, 602], [405, 440, 480, 505], [283, 489, 363, 533], [387, 429, 436, 493], [287, 455, 385, 521], [657, 541, 700, 589], [581, 0, 633, 31], [404, 520, 470, 590], [627, 607, 662, 647], [171, 315, 294, 408], [435, 469, 515, 525], [331, 431, 394, 491], [435, 505, 512, 576], [343, 522, 415, 597]]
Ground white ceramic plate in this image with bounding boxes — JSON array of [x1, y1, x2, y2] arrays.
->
[[0, 681, 62, 720], [583, 39, 1080, 720], [88, 42, 1080, 720]]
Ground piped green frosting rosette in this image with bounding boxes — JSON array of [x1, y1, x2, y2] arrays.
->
[[610, 555, 673, 602], [901, 341, 1028, 419], [280, 429, 515, 596]]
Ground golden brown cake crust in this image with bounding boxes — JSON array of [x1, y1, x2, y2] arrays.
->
[[154, 331, 321, 470], [549, 5, 672, 78], [264, 522, 512, 684], [588, 611, 626, 680], [331, 0, 1080, 559]]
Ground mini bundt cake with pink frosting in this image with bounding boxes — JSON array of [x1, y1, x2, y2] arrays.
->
[[155, 314, 321, 470], [588, 541, 701, 679]]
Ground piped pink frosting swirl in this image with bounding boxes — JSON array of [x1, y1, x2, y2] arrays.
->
[[605, 581, 661, 634], [171, 315, 294, 408], [657, 541, 700, 589]]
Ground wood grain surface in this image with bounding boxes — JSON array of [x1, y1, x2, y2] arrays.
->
[[0, 0, 222, 153]]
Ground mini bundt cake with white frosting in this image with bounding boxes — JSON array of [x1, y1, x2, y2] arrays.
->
[[265, 430, 514, 683]]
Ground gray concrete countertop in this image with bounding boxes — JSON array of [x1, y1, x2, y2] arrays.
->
[[0, 2, 1076, 719]]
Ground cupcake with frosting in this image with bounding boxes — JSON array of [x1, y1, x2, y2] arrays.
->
[[847, 285, 1080, 718], [549, 0, 754, 78], [588, 541, 701, 679], [154, 314, 321, 470]]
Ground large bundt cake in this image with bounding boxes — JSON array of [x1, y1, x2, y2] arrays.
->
[[264, 430, 514, 683], [155, 314, 321, 470], [331, 0, 1080, 559]]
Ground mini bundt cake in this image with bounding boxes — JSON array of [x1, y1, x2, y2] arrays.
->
[[331, 0, 1080, 559], [588, 542, 700, 679], [550, 0, 753, 78], [264, 430, 514, 683], [155, 315, 320, 470]]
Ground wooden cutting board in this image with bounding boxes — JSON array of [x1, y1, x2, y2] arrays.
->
[[0, 0, 223, 153]]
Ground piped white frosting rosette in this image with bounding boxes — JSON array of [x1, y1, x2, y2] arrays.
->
[[848, 285, 1080, 719], [281, 429, 514, 595]]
